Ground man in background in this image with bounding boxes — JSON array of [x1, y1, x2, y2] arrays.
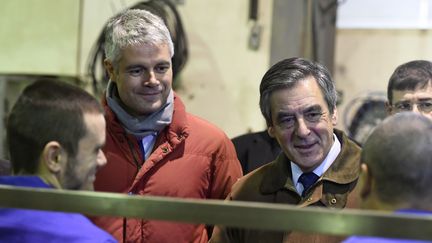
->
[[344, 112, 432, 242], [210, 57, 361, 242], [0, 79, 115, 242], [232, 130, 280, 174], [386, 60, 432, 119], [93, 9, 242, 243]]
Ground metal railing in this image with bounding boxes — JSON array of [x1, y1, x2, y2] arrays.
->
[[0, 185, 431, 240]]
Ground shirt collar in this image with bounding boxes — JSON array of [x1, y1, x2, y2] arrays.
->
[[291, 133, 341, 194], [140, 132, 158, 160], [260, 129, 360, 194]]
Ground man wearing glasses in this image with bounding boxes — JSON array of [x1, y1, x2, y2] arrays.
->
[[386, 60, 432, 120], [210, 57, 361, 243]]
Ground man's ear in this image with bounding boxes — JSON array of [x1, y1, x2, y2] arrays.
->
[[104, 59, 116, 82], [41, 141, 64, 174], [267, 126, 275, 138], [385, 101, 393, 115], [359, 163, 372, 200], [331, 107, 338, 126]]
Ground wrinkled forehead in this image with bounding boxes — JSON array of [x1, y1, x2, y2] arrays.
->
[[270, 80, 329, 111]]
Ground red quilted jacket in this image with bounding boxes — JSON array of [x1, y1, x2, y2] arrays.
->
[[92, 93, 242, 243]]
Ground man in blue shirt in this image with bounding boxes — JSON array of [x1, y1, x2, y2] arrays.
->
[[0, 79, 116, 242], [344, 112, 432, 243]]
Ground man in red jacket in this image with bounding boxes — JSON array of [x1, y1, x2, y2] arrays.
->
[[92, 9, 242, 243]]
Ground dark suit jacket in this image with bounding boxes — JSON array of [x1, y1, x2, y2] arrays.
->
[[232, 130, 281, 174]]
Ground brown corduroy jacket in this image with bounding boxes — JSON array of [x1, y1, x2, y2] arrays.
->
[[210, 129, 361, 243]]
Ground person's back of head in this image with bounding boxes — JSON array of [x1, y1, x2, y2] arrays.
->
[[360, 112, 432, 210], [7, 79, 105, 190]]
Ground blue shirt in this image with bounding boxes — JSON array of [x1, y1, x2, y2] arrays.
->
[[0, 176, 117, 243], [343, 209, 432, 243]]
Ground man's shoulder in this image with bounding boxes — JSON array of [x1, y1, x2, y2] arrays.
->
[[183, 112, 229, 140], [230, 162, 277, 201], [335, 129, 361, 147], [0, 208, 116, 242], [335, 129, 362, 157]]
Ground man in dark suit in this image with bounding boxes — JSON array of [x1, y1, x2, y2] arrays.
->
[[232, 130, 281, 174]]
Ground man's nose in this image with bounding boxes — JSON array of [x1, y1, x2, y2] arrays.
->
[[295, 118, 311, 138], [412, 104, 421, 113], [144, 71, 159, 86]]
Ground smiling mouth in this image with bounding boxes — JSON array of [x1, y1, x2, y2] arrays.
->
[[139, 91, 161, 96], [294, 142, 317, 152]]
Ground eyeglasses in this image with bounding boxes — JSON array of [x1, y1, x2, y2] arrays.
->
[[276, 111, 324, 129], [393, 101, 432, 113]]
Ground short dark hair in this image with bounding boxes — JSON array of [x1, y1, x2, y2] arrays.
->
[[362, 112, 432, 206], [259, 57, 337, 126], [7, 79, 104, 174], [387, 60, 432, 104]]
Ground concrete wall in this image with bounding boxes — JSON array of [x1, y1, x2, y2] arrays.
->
[[0, 0, 80, 75]]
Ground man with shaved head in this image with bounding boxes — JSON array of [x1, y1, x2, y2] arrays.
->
[[344, 112, 432, 242]]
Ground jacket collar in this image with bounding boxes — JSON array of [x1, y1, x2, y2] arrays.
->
[[103, 92, 190, 145], [260, 129, 360, 194]]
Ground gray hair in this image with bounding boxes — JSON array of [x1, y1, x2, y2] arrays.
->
[[104, 9, 174, 69], [362, 112, 432, 207], [259, 57, 337, 126]]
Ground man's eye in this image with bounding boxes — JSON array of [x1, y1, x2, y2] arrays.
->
[[155, 65, 169, 73], [304, 112, 322, 122], [419, 102, 432, 111], [396, 103, 411, 111], [420, 102, 432, 107], [279, 116, 295, 125], [128, 69, 144, 77]]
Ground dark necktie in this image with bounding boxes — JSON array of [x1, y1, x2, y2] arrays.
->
[[298, 172, 319, 197]]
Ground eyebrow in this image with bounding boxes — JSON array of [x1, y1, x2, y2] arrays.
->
[[275, 105, 322, 119], [303, 105, 322, 113], [395, 98, 432, 104], [156, 61, 171, 66], [125, 64, 145, 70], [418, 98, 432, 102], [125, 61, 171, 69]]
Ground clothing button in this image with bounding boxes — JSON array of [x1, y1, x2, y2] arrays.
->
[[330, 198, 337, 204]]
